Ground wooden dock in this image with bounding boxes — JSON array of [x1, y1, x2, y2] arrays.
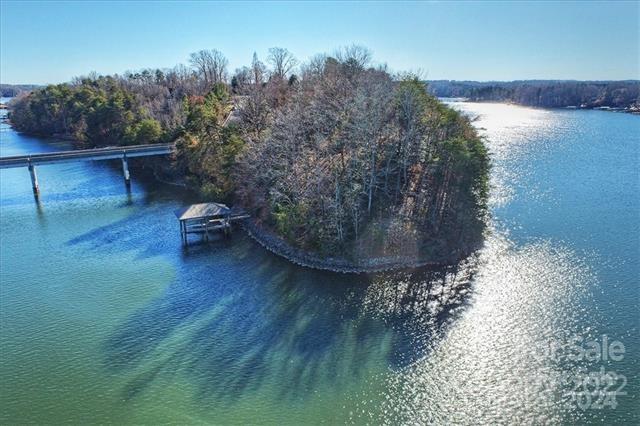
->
[[175, 202, 249, 245]]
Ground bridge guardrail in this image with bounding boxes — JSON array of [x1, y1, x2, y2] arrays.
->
[[0, 143, 174, 169]]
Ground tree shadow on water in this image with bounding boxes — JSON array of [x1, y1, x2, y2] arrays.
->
[[66, 208, 478, 405], [106, 253, 477, 406], [66, 202, 192, 260]]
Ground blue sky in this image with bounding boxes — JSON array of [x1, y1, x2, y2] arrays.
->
[[1, 0, 638, 84]]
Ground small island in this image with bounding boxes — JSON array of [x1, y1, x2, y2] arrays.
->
[[7, 47, 490, 272]]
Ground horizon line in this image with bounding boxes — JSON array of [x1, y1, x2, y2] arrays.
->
[[2, 78, 639, 87]]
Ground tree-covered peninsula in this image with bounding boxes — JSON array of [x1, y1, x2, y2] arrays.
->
[[8, 47, 489, 270]]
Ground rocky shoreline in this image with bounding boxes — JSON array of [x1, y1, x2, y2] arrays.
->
[[241, 219, 469, 274]]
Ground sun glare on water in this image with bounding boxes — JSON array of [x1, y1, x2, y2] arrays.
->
[[344, 102, 601, 424]]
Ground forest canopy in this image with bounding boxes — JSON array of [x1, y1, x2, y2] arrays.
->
[[8, 47, 490, 266], [237, 52, 489, 262]]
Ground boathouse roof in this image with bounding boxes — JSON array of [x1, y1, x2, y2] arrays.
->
[[175, 202, 230, 221]]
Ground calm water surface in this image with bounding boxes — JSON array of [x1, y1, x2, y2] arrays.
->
[[1, 99, 638, 424]]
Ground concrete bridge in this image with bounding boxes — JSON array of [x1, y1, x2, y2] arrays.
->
[[0, 143, 174, 196]]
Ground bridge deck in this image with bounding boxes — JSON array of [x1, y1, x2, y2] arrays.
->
[[0, 143, 173, 169]]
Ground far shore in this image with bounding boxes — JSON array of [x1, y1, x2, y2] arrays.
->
[[441, 97, 640, 114]]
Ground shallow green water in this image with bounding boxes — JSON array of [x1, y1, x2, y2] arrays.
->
[[1, 101, 638, 424]]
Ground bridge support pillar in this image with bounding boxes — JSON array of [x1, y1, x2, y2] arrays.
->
[[122, 153, 131, 187], [28, 162, 39, 196]]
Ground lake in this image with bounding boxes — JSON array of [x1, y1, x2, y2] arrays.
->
[[1, 99, 638, 424]]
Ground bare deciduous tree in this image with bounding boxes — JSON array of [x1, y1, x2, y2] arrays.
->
[[189, 49, 229, 87], [267, 47, 297, 80], [336, 45, 372, 69]]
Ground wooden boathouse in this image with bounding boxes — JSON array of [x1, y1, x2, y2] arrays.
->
[[175, 202, 249, 245]]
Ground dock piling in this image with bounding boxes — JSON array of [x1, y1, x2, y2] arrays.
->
[[180, 220, 187, 246]]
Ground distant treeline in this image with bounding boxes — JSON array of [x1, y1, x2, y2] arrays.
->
[[426, 80, 640, 110], [1, 84, 41, 98]]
